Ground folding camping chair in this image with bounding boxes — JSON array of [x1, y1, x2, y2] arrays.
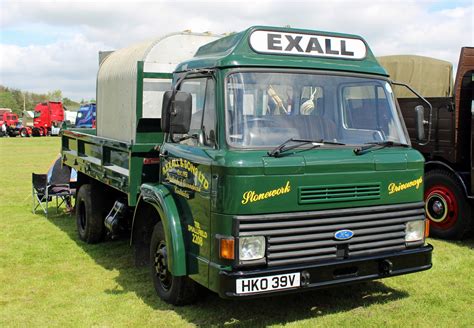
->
[[32, 158, 74, 216]]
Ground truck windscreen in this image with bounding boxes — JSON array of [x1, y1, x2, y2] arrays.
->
[[225, 71, 408, 148]]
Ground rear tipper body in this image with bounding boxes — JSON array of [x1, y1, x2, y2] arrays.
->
[[62, 26, 432, 304]]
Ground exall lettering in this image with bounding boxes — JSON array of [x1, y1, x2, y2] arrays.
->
[[251, 30, 367, 59]]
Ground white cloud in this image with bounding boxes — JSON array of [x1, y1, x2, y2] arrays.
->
[[0, 0, 472, 100]]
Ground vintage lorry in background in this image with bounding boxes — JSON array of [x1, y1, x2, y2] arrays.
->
[[20, 101, 65, 137], [379, 47, 473, 239], [0, 109, 20, 137], [61, 27, 433, 305], [75, 103, 96, 128]]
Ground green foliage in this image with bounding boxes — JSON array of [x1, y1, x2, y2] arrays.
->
[[0, 138, 473, 327], [0, 85, 81, 114], [0, 91, 18, 111]]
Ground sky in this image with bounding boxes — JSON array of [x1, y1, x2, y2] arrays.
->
[[0, 0, 472, 101]]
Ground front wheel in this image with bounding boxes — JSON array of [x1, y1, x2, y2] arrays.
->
[[424, 170, 472, 239], [150, 222, 197, 305]]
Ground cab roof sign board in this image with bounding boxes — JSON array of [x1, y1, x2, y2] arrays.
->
[[177, 26, 387, 77], [249, 30, 367, 60]]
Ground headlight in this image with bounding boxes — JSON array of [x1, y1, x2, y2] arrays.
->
[[239, 236, 265, 261], [405, 220, 425, 242]]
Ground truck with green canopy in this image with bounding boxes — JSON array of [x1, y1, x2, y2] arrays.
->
[[61, 26, 433, 305]]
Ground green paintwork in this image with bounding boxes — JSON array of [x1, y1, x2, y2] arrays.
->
[[136, 61, 144, 121], [211, 147, 424, 215], [139, 184, 187, 276], [175, 26, 387, 77], [61, 130, 161, 207]]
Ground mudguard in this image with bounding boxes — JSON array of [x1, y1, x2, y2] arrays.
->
[[136, 183, 187, 276]]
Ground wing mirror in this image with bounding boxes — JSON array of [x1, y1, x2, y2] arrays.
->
[[161, 91, 192, 134], [415, 105, 427, 142]]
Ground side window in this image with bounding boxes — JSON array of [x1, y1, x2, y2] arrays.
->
[[178, 77, 216, 148], [180, 78, 207, 131], [202, 79, 216, 147]]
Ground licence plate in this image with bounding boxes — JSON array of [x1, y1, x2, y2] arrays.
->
[[236, 272, 300, 295]]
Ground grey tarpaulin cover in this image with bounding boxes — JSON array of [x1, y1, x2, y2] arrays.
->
[[377, 55, 453, 98]]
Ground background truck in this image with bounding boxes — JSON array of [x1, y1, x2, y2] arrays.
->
[[20, 101, 65, 137], [75, 103, 96, 128], [61, 27, 432, 305], [0, 109, 20, 137], [378, 47, 473, 239]]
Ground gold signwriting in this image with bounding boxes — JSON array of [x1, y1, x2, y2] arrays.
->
[[388, 176, 423, 195], [162, 158, 209, 191], [188, 220, 208, 246], [241, 181, 291, 205]]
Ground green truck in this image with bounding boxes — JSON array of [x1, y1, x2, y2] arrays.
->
[[61, 26, 433, 305]]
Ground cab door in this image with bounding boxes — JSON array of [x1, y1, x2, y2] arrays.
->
[[160, 76, 217, 286]]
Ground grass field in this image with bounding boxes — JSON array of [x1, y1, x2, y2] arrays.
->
[[0, 137, 473, 327]]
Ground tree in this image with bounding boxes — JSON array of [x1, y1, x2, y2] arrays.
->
[[0, 91, 20, 114], [46, 90, 62, 102]]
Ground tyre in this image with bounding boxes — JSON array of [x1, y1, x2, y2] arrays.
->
[[20, 128, 29, 137], [32, 127, 41, 137], [424, 169, 472, 239], [76, 184, 105, 243], [150, 222, 197, 305]]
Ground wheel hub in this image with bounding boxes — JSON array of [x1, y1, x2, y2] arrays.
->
[[154, 241, 171, 290], [425, 185, 458, 229]]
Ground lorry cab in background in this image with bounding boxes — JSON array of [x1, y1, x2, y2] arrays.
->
[[75, 103, 96, 128], [31, 101, 65, 136], [0, 112, 19, 137]]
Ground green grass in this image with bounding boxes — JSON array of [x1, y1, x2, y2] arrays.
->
[[0, 137, 473, 327]]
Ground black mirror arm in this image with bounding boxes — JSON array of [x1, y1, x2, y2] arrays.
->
[[391, 80, 433, 146]]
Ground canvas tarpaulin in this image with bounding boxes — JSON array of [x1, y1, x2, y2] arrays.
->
[[377, 55, 453, 98]]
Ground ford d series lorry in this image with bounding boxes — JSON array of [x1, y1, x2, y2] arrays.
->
[[61, 27, 433, 305]]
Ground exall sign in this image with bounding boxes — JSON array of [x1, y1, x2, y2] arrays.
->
[[249, 30, 367, 60]]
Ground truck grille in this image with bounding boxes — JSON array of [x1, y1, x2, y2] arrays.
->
[[299, 183, 380, 204], [235, 202, 424, 267]]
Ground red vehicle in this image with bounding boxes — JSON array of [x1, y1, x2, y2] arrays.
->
[[20, 101, 65, 137], [0, 110, 19, 137]]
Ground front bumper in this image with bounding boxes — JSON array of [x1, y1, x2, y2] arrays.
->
[[218, 244, 433, 299]]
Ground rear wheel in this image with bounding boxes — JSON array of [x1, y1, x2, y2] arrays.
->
[[150, 222, 197, 305], [76, 184, 105, 243], [20, 128, 29, 137], [424, 170, 472, 239]]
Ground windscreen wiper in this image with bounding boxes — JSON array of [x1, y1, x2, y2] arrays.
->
[[268, 138, 346, 157], [353, 141, 409, 155]]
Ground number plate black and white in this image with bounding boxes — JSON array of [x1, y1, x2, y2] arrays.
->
[[236, 272, 300, 294]]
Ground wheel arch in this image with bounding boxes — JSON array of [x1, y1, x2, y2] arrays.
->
[[425, 161, 469, 198], [131, 183, 187, 276]]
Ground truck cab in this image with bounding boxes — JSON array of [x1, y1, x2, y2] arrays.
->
[[154, 26, 432, 300], [33, 101, 65, 136], [75, 103, 96, 128], [0, 112, 19, 137]]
